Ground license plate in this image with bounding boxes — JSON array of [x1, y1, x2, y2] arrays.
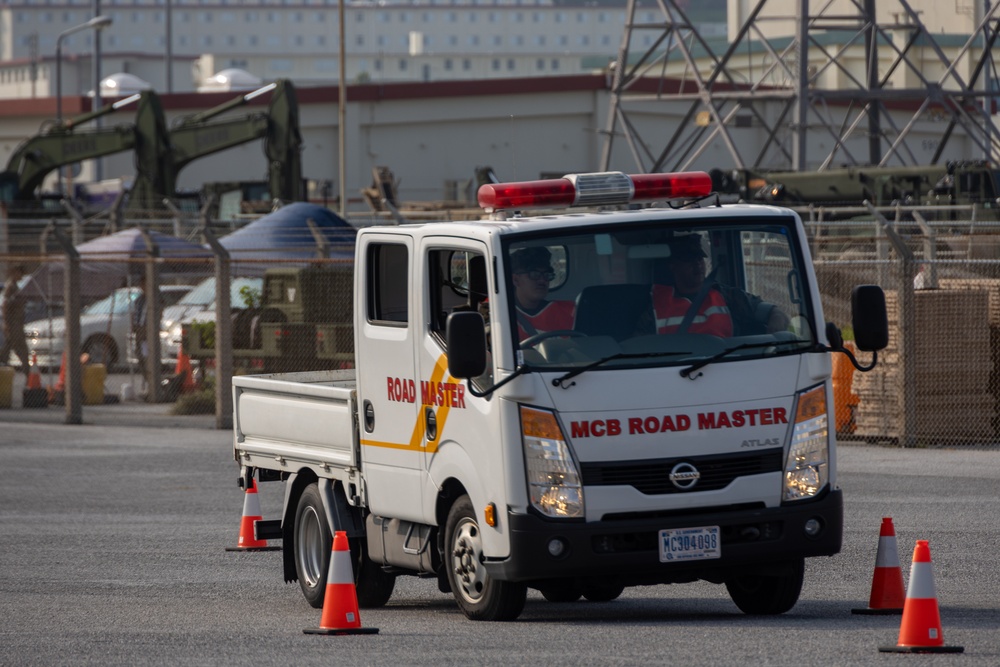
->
[[659, 526, 721, 562]]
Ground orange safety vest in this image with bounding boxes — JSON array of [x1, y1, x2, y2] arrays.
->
[[516, 300, 576, 340], [652, 284, 732, 337]]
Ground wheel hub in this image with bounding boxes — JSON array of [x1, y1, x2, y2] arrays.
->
[[451, 519, 486, 603]]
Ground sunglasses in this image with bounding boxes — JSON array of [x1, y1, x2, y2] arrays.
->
[[517, 269, 556, 282]]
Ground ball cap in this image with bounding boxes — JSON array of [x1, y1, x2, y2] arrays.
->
[[668, 234, 707, 260], [511, 246, 553, 273]]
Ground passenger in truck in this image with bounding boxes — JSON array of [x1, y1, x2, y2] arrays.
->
[[652, 234, 733, 337], [653, 234, 788, 337], [510, 246, 575, 341]]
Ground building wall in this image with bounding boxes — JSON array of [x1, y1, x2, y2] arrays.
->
[[727, 0, 983, 42], [1, 75, 986, 215], [1, 2, 700, 94]]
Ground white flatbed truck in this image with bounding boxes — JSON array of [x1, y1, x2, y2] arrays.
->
[[232, 171, 888, 621]]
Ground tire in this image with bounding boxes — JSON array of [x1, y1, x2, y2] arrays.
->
[[581, 581, 625, 602], [353, 540, 396, 609], [294, 484, 331, 609], [540, 582, 582, 603], [293, 483, 396, 609], [84, 334, 118, 368], [445, 495, 527, 621], [725, 558, 804, 615]]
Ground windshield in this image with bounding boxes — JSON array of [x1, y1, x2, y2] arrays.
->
[[505, 217, 815, 371], [83, 288, 140, 316], [177, 277, 262, 308]]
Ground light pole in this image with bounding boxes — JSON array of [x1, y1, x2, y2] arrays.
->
[[55, 14, 113, 123]]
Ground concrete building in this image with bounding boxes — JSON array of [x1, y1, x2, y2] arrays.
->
[[0, 74, 985, 216], [0, 0, 726, 99]]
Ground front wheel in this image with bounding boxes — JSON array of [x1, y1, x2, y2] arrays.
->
[[725, 558, 804, 615], [445, 495, 526, 621]]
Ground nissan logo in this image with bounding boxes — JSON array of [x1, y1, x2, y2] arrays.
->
[[669, 462, 700, 490]]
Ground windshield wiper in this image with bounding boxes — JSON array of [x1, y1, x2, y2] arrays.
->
[[553, 351, 690, 389], [680, 340, 816, 379]]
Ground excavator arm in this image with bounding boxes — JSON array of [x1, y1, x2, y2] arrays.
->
[[0, 91, 167, 206], [145, 79, 303, 211]]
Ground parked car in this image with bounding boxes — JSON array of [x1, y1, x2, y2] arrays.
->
[[161, 277, 263, 362], [25, 285, 192, 371]]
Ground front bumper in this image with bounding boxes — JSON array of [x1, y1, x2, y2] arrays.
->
[[485, 489, 842, 584]]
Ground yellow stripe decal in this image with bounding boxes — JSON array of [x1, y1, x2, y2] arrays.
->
[[361, 354, 456, 454]]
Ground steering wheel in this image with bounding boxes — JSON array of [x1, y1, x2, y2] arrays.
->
[[519, 329, 588, 349]]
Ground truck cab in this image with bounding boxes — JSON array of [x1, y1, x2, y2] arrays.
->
[[233, 170, 887, 621]]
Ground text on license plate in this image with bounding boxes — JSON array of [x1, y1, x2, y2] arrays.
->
[[659, 526, 721, 562]]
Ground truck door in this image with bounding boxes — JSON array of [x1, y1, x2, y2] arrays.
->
[[416, 241, 507, 541], [354, 234, 424, 522]]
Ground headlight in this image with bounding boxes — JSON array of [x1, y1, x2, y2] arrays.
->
[[784, 384, 829, 501], [520, 406, 584, 518]]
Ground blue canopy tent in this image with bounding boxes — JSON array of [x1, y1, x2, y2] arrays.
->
[[218, 203, 357, 275], [28, 227, 214, 301]]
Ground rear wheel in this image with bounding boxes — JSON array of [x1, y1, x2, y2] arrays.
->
[[353, 540, 396, 608], [539, 582, 582, 603], [725, 558, 804, 615], [581, 581, 625, 602], [293, 483, 396, 609], [294, 484, 330, 609], [445, 495, 527, 621]]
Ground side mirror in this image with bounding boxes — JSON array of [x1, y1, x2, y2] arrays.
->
[[825, 322, 843, 350], [446, 311, 487, 379], [851, 285, 889, 352]]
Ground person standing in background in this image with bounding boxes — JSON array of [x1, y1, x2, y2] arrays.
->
[[1, 265, 31, 377]]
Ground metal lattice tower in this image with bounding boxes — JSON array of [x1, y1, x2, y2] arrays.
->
[[600, 0, 1000, 173]]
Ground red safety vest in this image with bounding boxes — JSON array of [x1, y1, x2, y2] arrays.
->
[[516, 300, 576, 340], [652, 285, 732, 337]]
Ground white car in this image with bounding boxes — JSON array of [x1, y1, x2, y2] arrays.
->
[[162, 277, 263, 360], [25, 285, 192, 371]]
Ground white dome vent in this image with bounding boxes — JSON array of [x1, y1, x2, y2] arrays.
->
[[99, 72, 153, 97], [197, 68, 263, 93]]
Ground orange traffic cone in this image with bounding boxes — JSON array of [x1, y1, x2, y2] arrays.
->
[[26, 353, 42, 390], [225, 480, 281, 552], [852, 517, 905, 615], [303, 531, 379, 636], [54, 351, 67, 393], [879, 540, 964, 653], [175, 345, 196, 393]]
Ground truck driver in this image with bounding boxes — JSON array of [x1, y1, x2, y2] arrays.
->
[[510, 246, 575, 341]]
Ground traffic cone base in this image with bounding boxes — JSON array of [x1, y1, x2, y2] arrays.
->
[[225, 480, 281, 552], [878, 540, 963, 654], [303, 531, 378, 636], [852, 517, 905, 615], [879, 645, 964, 654], [303, 627, 380, 636]]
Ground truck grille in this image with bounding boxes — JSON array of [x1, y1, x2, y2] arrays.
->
[[580, 449, 783, 495]]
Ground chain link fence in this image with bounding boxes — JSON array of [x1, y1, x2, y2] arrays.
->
[[3, 203, 1000, 446], [805, 207, 1000, 448], [0, 204, 355, 427]]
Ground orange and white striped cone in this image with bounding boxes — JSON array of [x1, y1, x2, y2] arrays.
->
[[225, 480, 281, 552], [26, 354, 42, 390], [303, 531, 379, 636], [175, 345, 196, 393], [852, 517, 905, 615], [879, 540, 963, 653]]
